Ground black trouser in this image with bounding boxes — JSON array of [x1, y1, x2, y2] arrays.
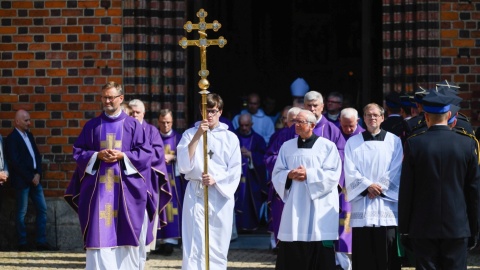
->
[[412, 237, 467, 270], [352, 226, 401, 270]]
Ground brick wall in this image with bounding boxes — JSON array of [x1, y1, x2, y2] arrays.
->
[[440, 1, 480, 128], [0, 1, 478, 200], [0, 0, 123, 197]]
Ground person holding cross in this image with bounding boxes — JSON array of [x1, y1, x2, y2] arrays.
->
[[177, 93, 242, 269]]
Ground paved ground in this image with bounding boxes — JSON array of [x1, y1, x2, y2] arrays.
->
[[1, 234, 480, 269]]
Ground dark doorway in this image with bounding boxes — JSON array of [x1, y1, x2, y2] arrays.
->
[[185, 1, 383, 125]]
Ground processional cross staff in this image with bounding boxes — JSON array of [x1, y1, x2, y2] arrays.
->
[[178, 8, 227, 270]]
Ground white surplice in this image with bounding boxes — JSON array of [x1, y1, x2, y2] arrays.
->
[[177, 122, 241, 270], [272, 137, 342, 242], [344, 132, 403, 227]]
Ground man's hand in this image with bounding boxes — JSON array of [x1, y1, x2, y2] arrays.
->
[[32, 173, 40, 186], [287, 165, 306, 181], [202, 173, 216, 186], [0, 171, 8, 185], [240, 146, 251, 159], [165, 154, 175, 164], [99, 149, 124, 162], [367, 183, 383, 199]]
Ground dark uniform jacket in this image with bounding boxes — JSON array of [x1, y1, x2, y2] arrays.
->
[[399, 125, 480, 239]]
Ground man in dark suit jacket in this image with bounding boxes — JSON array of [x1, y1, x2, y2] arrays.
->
[[399, 91, 480, 269], [5, 110, 54, 251]]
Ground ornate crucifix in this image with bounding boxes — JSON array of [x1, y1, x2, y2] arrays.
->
[[179, 9, 227, 270]]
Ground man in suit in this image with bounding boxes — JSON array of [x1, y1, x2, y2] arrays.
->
[[5, 109, 54, 251], [399, 90, 480, 269]]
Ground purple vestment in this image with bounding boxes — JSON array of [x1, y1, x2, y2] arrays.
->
[[142, 121, 171, 246], [65, 112, 153, 248], [157, 129, 185, 240], [337, 124, 365, 254], [264, 125, 296, 243], [234, 129, 267, 231]]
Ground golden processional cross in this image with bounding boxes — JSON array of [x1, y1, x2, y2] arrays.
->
[[179, 8, 227, 270]]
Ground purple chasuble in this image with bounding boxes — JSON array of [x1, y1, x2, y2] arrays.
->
[[313, 116, 351, 253], [142, 121, 171, 245], [234, 129, 267, 231], [65, 112, 152, 249], [264, 125, 296, 242], [341, 124, 365, 141], [157, 130, 185, 239]]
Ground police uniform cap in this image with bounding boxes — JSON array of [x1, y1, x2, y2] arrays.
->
[[385, 91, 401, 108], [290, 78, 310, 97], [436, 80, 460, 93], [400, 95, 415, 108], [422, 90, 462, 114], [414, 86, 429, 104]]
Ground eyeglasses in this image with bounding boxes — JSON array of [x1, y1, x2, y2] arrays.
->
[[101, 94, 122, 101], [365, 114, 381, 119], [293, 119, 310, 125], [206, 109, 219, 116], [327, 100, 342, 104]]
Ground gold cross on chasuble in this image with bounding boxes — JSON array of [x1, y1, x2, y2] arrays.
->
[[100, 133, 122, 150], [99, 168, 119, 192], [164, 144, 175, 156], [100, 203, 118, 227], [166, 202, 179, 222]]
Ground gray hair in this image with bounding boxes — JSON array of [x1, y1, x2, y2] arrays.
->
[[340, 107, 359, 120], [304, 91, 323, 104], [300, 109, 316, 124], [129, 99, 145, 113], [287, 107, 302, 118]]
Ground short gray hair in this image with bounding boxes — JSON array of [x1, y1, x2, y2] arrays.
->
[[129, 99, 145, 113], [304, 91, 323, 104], [340, 107, 358, 120]]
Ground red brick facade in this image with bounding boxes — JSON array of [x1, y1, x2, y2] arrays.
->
[[0, 0, 124, 197], [0, 1, 478, 198], [439, 1, 479, 126]]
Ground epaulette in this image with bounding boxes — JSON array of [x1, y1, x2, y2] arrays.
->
[[454, 129, 480, 165], [407, 130, 426, 139]]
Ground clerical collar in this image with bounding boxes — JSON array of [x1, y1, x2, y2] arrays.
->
[[362, 129, 387, 141], [327, 113, 339, 121], [161, 130, 173, 136], [104, 110, 122, 119], [297, 134, 319, 148]]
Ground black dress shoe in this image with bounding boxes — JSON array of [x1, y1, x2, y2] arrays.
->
[[162, 243, 174, 256], [18, 244, 32, 252], [36, 242, 59, 251]]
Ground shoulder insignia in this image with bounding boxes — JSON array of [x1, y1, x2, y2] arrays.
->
[[454, 129, 480, 165], [407, 130, 426, 139]]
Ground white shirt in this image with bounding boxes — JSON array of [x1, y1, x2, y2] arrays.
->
[[16, 128, 36, 169]]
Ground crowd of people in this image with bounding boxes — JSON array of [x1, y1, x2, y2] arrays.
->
[[1, 78, 479, 270]]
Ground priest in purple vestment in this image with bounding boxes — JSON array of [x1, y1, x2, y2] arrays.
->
[[304, 91, 348, 268], [155, 108, 186, 255], [234, 113, 268, 231], [65, 82, 154, 270], [129, 99, 171, 252], [264, 107, 301, 252], [339, 108, 365, 141]]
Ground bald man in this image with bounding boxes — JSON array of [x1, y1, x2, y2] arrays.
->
[[5, 110, 54, 251]]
